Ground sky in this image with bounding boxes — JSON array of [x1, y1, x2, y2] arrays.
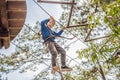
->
[[25, 0, 64, 25], [0, 0, 87, 80]]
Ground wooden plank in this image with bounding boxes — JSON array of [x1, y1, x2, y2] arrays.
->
[[37, 0, 76, 5], [9, 27, 22, 29], [8, 18, 25, 21], [7, 10, 26, 12], [9, 29, 21, 36], [10, 34, 16, 37], [7, 1, 26, 10], [8, 19, 25, 27], [10, 34, 16, 40], [10, 34, 19, 40], [8, 11, 26, 19], [85, 35, 111, 42]]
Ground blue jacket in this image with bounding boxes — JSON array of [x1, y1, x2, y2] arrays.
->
[[40, 19, 63, 42]]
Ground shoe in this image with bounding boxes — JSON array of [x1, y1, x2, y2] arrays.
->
[[51, 66, 60, 74], [61, 66, 72, 71]]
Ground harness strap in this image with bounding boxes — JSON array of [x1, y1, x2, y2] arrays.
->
[[44, 35, 75, 43], [44, 26, 74, 42]]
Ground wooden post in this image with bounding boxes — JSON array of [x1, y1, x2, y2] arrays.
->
[[0, 40, 3, 48], [85, 35, 111, 42], [3, 36, 10, 49], [67, 23, 89, 28], [1, 0, 8, 30], [37, 0, 76, 5], [67, 0, 75, 27], [84, 28, 93, 41], [0, 31, 10, 49], [0, 0, 10, 48]]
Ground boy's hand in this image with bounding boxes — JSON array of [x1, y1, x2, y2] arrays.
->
[[62, 26, 66, 30]]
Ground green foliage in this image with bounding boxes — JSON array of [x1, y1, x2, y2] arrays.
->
[[64, 73, 74, 80], [76, 0, 120, 80], [0, 67, 6, 72]]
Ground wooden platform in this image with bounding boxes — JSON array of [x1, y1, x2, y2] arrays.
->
[[0, 0, 26, 49]]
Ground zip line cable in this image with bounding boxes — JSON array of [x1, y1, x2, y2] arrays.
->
[[24, 24, 39, 34], [24, 24, 41, 38], [33, 0, 88, 46]]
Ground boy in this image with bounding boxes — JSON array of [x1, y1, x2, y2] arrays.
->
[[40, 16, 72, 72]]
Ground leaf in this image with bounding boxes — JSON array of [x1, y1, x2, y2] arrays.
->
[[91, 53, 97, 63], [77, 51, 83, 59]]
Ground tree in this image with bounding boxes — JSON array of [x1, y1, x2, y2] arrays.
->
[[0, 0, 120, 79], [60, 0, 120, 79]]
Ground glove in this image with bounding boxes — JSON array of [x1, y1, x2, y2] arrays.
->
[[62, 26, 66, 30]]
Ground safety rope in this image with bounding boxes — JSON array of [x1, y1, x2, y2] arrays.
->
[[24, 24, 39, 34], [24, 24, 41, 37]]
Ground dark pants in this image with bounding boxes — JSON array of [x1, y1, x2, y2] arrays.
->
[[45, 40, 66, 67]]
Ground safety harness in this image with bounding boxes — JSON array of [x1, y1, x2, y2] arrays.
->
[[44, 26, 74, 43]]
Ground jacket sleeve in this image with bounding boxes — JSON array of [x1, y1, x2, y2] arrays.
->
[[40, 19, 49, 29], [53, 30, 63, 36]]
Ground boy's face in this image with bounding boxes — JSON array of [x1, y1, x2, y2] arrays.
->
[[47, 20, 55, 28]]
